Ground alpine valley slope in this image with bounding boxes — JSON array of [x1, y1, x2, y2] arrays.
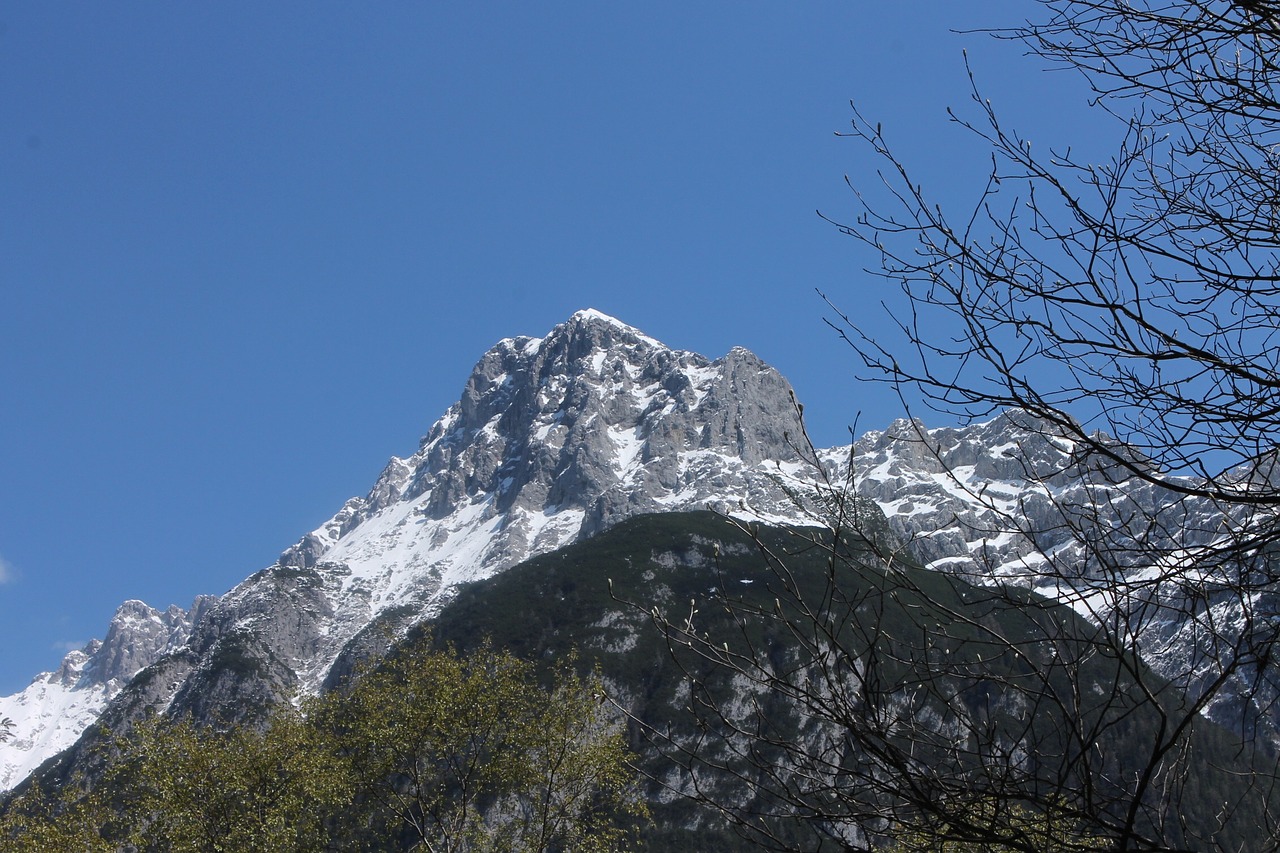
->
[[1, 309, 1270, 793]]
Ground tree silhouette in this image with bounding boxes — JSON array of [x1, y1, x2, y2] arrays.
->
[[643, 2, 1280, 849]]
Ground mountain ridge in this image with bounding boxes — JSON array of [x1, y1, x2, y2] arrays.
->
[[0, 309, 826, 789], [2, 309, 1270, 794]]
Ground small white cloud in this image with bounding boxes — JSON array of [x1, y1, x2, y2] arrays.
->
[[0, 555, 14, 585], [51, 640, 86, 655]]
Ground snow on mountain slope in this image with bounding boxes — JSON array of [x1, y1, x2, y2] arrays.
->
[[0, 598, 211, 790], [0, 310, 824, 789], [242, 309, 825, 691], [831, 411, 1279, 733], [0, 649, 115, 792], [4, 311, 1268, 794]]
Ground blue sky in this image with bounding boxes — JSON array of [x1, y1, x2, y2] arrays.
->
[[0, 2, 1105, 691]]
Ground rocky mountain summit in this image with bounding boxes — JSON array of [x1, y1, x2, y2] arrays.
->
[[0, 310, 1267, 793], [0, 310, 823, 789], [833, 411, 1277, 734], [0, 597, 213, 789]]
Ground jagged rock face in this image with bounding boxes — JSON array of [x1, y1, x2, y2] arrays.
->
[[0, 597, 212, 790], [165, 566, 338, 719], [0, 310, 821, 791], [401, 312, 803, 528], [284, 310, 806, 563], [836, 411, 1280, 734], [4, 311, 1274, 797], [85, 598, 216, 687], [832, 411, 1169, 578], [264, 310, 812, 689]]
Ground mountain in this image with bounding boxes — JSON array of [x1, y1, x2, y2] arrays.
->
[[0, 309, 825, 790], [835, 412, 1280, 735], [0, 309, 1271, 804], [424, 510, 1272, 852], [0, 597, 214, 789]]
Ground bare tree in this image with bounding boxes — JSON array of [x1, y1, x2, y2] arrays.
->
[[638, 2, 1280, 850]]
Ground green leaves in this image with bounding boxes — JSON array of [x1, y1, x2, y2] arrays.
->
[[0, 779, 119, 853], [885, 800, 1103, 853], [113, 708, 350, 853], [0, 642, 642, 852], [313, 643, 644, 852]]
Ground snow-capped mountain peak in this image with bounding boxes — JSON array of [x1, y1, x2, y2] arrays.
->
[[0, 310, 827, 791], [1, 312, 1272, 796], [268, 309, 814, 688], [0, 597, 212, 790]]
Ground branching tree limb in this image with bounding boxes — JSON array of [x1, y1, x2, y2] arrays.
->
[[640, 7, 1280, 847]]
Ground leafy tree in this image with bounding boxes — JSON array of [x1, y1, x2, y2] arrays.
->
[[313, 641, 644, 852], [112, 708, 349, 853], [0, 778, 118, 853], [0, 642, 641, 851]]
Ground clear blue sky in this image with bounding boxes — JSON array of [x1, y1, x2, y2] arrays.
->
[[0, 2, 1105, 691]]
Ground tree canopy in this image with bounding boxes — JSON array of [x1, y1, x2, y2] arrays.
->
[[0, 642, 643, 852]]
